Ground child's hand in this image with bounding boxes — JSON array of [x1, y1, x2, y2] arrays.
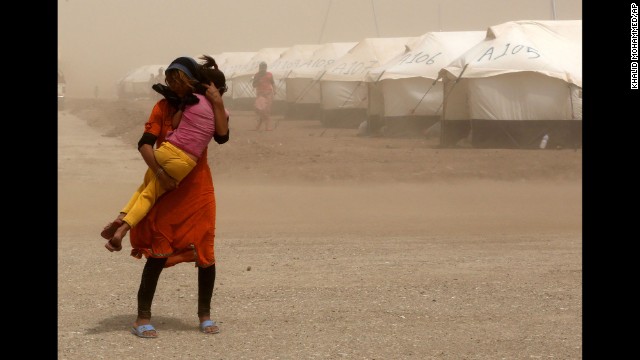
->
[[203, 83, 226, 115], [204, 83, 223, 101]]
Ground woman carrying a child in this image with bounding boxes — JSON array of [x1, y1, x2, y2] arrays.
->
[[101, 55, 229, 338]]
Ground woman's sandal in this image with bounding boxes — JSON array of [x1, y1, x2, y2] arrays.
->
[[101, 219, 123, 239], [130, 323, 158, 338], [199, 320, 220, 334]]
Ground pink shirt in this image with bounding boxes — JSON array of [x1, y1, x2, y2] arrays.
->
[[165, 94, 222, 159]]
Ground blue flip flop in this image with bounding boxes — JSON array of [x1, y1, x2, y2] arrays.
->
[[200, 320, 220, 334], [130, 324, 158, 338]]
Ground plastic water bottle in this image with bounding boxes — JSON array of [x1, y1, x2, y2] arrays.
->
[[539, 134, 549, 149]]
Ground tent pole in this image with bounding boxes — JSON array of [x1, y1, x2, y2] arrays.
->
[[371, 0, 380, 37], [339, 81, 364, 109], [295, 70, 327, 104], [409, 76, 440, 115], [568, 84, 575, 120], [318, 0, 332, 43], [437, 64, 469, 147], [274, 69, 292, 97]]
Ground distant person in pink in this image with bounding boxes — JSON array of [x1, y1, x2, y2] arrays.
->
[[252, 61, 276, 131]]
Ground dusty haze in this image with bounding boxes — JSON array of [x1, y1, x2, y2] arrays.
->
[[57, 0, 582, 99], [58, 98, 582, 358]]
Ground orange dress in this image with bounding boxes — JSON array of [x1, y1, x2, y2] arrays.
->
[[129, 99, 217, 268]]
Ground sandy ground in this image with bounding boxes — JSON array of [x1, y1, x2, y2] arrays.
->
[[58, 98, 582, 359]]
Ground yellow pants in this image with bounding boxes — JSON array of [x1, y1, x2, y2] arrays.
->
[[121, 142, 197, 227]]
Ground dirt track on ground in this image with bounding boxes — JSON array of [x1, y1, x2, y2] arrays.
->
[[58, 98, 582, 359]]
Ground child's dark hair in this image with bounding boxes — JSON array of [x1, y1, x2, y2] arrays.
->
[[194, 55, 227, 96]]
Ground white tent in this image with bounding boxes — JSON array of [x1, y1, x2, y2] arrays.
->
[[269, 44, 323, 104], [366, 31, 485, 116], [439, 20, 582, 148], [205, 52, 257, 105], [117, 64, 167, 99], [210, 51, 257, 78], [285, 42, 357, 114], [229, 47, 289, 109], [318, 37, 414, 127], [364, 31, 485, 135]]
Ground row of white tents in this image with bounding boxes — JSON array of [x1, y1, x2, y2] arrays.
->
[[117, 20, 582, 148]]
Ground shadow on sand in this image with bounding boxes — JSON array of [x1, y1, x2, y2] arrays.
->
[[85, 314, 198, 335]]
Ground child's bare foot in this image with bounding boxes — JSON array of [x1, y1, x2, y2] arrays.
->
[[104, 239, 122, 252], [100, 218, 123, 239], [105, 223, 130, 252]]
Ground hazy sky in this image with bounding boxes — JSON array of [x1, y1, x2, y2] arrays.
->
[[58, 0, 582, 98]]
